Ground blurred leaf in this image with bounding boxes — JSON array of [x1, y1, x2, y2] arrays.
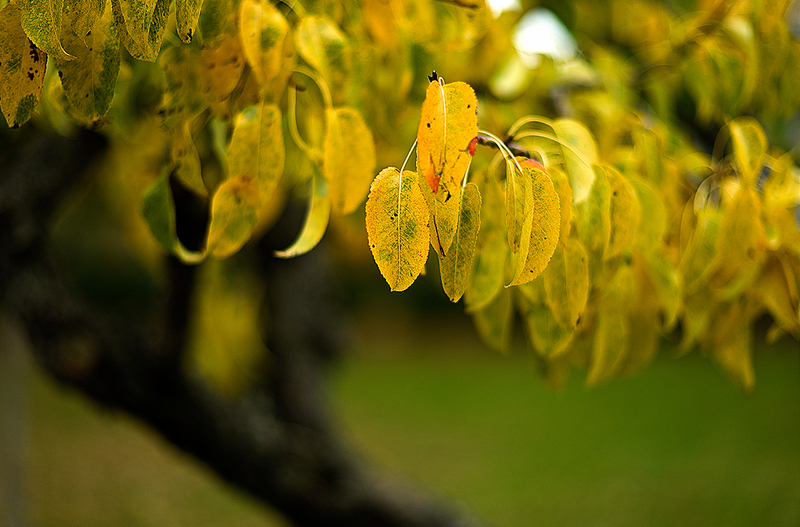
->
[[0, 3, 47, 128], [629, 178, 666, 253], [465, 177, 507, 311], [206, 175, 260, 258], [365, 168, 430, 291], [239, 0, 288, 87], [171, 120, 206, 196], [275, 171, 330, 258], [606, 167, 638, 259], [728, 117, 767, 187], [574, 164, 611, 256], [552, 119, 597, 204], [440, 182, 481, 302], [141, 174, 178, 251], [472, 287, 512, 352], [296, 15, 350, 100], [324, 107, 376, 215], [504, 156, 530, 253], [110, 0, 169, 61], [543, 240, 589, 330], [517, 279, 574, 358]]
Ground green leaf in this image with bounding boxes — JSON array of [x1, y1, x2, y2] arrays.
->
[[465, 177, 507, 311], [111, 0, 169, 61], [574, 164, 611, 256], [0, 3, 46, 128], [324, 107, 376, 215], [606, 167, 638, 259], [228, 102, 285, 207], [365, 168, 430, 291], [176, 0, 203, 43], [728, 116, 767, 187], [19, 0, 72, 60], [508, 164, 560, 286], [472, 287, 512, 352], [54, 2, 119, 125], [517, 279, 574, 358], [142, 174, 178, 251], [542, 239, 589, 330], [239, 0, 288, 87], [440, 182, 481, 302], [171, 120, 206, 196], [206, 175, 260, 258], [274, 172, 331, 258], [296, 15, 350, 99], [552, 118, 597, 203]]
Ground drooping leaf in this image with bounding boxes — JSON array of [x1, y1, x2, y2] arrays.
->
[[64, 0, 106, 43], [629, 177, 666, 253], [680, 207, 721, 292], [728, 117, 768, 187], [206, 175, 261, 258], [239, 0, 288, 87], [756, 259, 800, 339], [640, 250, 681, 330], [171, 120, 206, 196], [55, 2, 119, 125], [574, 164, 611, 256], [542, 239, 589, 330], [517, 279, 574, 358], [416, 80, 478, 203], [465, 176, 507, 311], [586, 265, 633, 386], [430, 188, 462, 258], [141, 173, 178, 251], [605, 167, 638, 258], [440, 182, 481, 302], [504, 156, 530, 253], [547, 166, 572, 245], [159, 43, 211, 128], [552, 118, 597, 203], [296, 15, 350, 99], [323, 107, 376, 215], [199, 35, 246, 103], [509, 163, 560, 286], [0, 4, 47, 128], [274, 172, 331, 258], [472, 287, 512, 352], [111, 0, 169, 61], [227, 102, 285, 207], [706, 300, 756, 393], [365, 168, 430, 291], [19, 0, 72, 60], [176, 0, 203, 43]]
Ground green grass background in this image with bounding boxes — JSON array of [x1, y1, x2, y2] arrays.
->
[[4, 327, 799, 527]]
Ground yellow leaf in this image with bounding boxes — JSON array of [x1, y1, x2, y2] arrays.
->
[[416, 80, 478, 205], [641, 250, 681, 330], [706, 301, 756, 394], [606, 167, 639, 259], [472, 287, 512, 352], [296, 15, 350, 100], [552, 118, 597, 203], [629, 177, 666, 253], [509, 163, 560, 286], [239, 0, 288, 86], [110, 0, 169, 61], [228, 102, 285, 207], [323, 107, 376, 215], [516, 279, 574, 358], [55, 3, 119, 125], [176, 0, 202, 43], [547, 166, 572, 245], [728, 117, 768, 187], [574, 164, 611, 256], [504, 155, 530, 253], [365, 168, 430, 291], [0, 4, 46, 128], [206, 175, 261, 258], [440, 182, 481, 302], [158, 44, 211, 129], [274, 171, 331, 258], [19, 0, 72, 60], [756, 259, 800, 339], [680, 207, 720, 293], [199, 35, 246, 103], [465, 177, 507, 311], [542, 239, 589, 330]]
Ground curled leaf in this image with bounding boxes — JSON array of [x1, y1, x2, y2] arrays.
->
[[274, 172, 331, 258]]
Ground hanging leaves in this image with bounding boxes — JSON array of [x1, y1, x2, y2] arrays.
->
[[552, 119, 597, 204], [296, 15, 351, 100], [64, 0, 106, 42], [574, 164, 611, 256], [111, 0, 169, 61], [504, 156, 529, 253], [542, 240, 590, 330], [239, 0, 289, 87], [18, 0, 72, 60], [274, 172, 331, 258], [728, 117, 767, 187], [365, 168, 430, 291], [206, 175, 261, 258], [0, 3, 47, 128], [176, 0, 203, 43], [323, 107, 376, 215], [605, 167, 639, 259], [465, 176, 507, 311], [440, 182, 481, 302]]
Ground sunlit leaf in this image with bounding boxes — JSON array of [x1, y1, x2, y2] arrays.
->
[[542, 239, 589, 330], [504, 156, 530, 253], [465, 177, 507, 311], [228, 102, 285, 207], [552, 118, 597, 203], [239, 0, 288, 87], [365, 168, 430, 291], [680, 207, 721, 292], [706, 300, 756, 393], [275, 172, 331, 258], [0, 3, 47, 128], [111, 0, 169, 61], [756, 259, 800, 339], [728, 116, 767, 187], [55, 3, 119, 125], [324, 107, 377, 215], [206, 175, 260, 258], [19, 0, 72, 60], [509, 163, 560, 286], [440, 182, 481, 302]]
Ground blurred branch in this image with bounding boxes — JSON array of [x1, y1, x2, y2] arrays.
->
[[0, 130, 486, 527]]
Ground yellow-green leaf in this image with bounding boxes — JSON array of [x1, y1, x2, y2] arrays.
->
[[207, 175, 261, 258], [239, 0, 288, 87], [574, 164, 611, 256], [64, 0, 105, 42], [296, 15, 350, 99], [274, 172, 331, 258], [171, 121, 206, 196], [641, 250, 681, 330], [606, 167, 638, 258], [324, 107, 376, 215], [509, 163, 560, 286], [756, 259, 800, 339], [548, 166, 572, 245], [430, 188, 462, 258], [707, 301, 755, 393], [728, 116, 768, 187], [417, 80, 478, 205], [517, 279, 574, 358], [111, 0, 169, 61], [586, 309, 628, 386], [465, 177, 507, 311], [552, 118, 597, 203], [472, 287, 512, 352], [200, 35, 246, 103], [440, 182, 481, 302], [629, 177, 665, 253], [228, 102, 285, 206], [54, 2, 119, 125], [159, 44, 211, 128], [542, 239, 589, 330], [504, 156, 530, 253], [680, 207, 720, 292], [176, 0, 202, 43], [365, 168, 430, 291], [19, 0, 72, 60], [141, 173, 178, 251], [0, 4, 47, 128]]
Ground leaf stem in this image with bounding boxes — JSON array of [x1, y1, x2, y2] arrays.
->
[[293, 66, 334, 110], [399, 139, 417, 175]]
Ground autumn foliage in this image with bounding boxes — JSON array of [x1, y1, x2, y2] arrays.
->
[[1, 0, 799, 392]]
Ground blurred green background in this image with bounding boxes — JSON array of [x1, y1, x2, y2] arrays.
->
[[3, 310, 798, 527]]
